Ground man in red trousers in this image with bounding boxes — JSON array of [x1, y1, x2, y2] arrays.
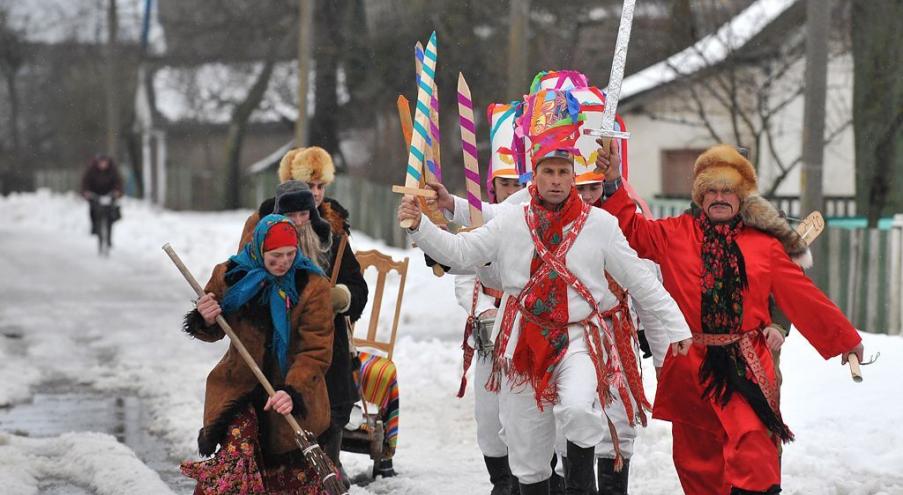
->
[[596, 142, 863, 495]]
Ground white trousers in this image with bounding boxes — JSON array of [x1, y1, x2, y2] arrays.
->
[[474, 353, 508, 458], [498, 349, 605, 484], [552, 389, 638, 477]]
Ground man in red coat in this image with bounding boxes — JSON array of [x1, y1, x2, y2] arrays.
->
[[595, 142, 864, 495]]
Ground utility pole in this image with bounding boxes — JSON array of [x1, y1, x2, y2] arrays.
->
[[506, 0, 530, 100], [105, 0, 120, 157], [295, 0, 314, 147], [800, 0, 830, 219]]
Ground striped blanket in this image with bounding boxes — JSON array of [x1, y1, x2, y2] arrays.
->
[[357, 352, 399, 458]]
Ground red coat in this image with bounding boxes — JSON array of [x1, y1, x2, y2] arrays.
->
[[602, 187, 861, 431]]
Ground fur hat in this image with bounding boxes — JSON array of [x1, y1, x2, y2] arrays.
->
[[273, 180, 332, 243], [277, 146, 335, 184], [692, 144, 758, 206]]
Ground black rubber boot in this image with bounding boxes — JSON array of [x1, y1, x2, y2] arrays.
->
[[549, 455, 566, 495], [565, 441, 596, 494], [519, 479, 550, 495], [730, 486, 781, 494], [597, 457, 629, 495], [484, 455, 517, 495], [372, 457, 397, 478]]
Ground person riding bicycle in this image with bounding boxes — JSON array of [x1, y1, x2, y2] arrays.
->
[[80, 154, 123, 236]]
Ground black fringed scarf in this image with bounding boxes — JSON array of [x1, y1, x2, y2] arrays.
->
[[695, 207, 793, 442]]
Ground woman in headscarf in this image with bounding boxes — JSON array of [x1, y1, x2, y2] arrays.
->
[[180, 214, 336, 494]]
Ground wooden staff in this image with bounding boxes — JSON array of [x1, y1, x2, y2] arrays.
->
[[162, 243, 347, 495], [848, 353, 863, 383]]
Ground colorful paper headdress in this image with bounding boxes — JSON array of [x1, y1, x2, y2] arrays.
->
[[529, 70, 590, 94], [520, 89, 584, 171]]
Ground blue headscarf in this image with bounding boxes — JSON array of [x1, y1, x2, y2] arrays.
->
[[221, 214, 324, 376]]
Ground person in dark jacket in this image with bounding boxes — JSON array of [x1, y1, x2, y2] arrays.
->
[[239, 146, 369, 482], [80, 154, 123, 235]]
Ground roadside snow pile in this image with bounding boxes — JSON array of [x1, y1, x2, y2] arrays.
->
[[0, 432, 174, 495]]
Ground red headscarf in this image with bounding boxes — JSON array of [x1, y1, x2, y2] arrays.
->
[[262, 222, 297, 252]]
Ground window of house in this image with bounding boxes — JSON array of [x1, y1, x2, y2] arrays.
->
[[660, 148, 706, 198]]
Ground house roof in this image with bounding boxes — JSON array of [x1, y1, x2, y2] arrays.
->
[[619, 0, 800, 104]]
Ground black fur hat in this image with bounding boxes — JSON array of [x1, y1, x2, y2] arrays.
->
[[274, 181, 331, 242]]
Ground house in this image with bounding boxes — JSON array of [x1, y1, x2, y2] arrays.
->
[[615, 0, 857, 218]]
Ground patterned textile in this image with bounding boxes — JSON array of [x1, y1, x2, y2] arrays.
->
[[457, 280, 482, 398], [180, 405, 329, 495], [511, 185, 585, 405], [603, 272, 652, 426], [357, 351, 400, 457], [696, 210, 792, 441]]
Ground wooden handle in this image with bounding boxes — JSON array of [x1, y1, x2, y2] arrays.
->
[[330, 234, 348, 286], [163, 244, 280, 398], [594, 137, 613, 175], [848, 353, 863, 383]]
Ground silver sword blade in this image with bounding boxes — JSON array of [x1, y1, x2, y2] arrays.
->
[[585, 0, 636, 138]]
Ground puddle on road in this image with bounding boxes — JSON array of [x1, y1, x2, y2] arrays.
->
[[0, 386, 195, 495]]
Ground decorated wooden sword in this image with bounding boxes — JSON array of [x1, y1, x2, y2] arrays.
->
[[457, 73, 484, 228], [392, 32, 440, 223]]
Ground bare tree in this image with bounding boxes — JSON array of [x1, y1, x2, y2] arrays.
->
[[636, 7, 853, 197], [224, 32, 293, 209], [0, 7, 25, 193], [105, 0, 119, 157], [851, 0, 903, 226]]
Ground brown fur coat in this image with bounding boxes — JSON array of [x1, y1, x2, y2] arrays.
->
[[184, 262, 334, 457]]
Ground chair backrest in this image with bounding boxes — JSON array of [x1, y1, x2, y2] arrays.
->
[[353, 249, 409, 361]]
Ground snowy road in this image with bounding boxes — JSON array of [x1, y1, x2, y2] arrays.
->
[[1, 191, 902, 494]]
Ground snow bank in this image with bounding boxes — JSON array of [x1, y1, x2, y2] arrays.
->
[[0, 431, 173, 495]]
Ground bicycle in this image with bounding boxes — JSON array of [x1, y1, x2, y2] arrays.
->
[[86, 192, 119, 257]]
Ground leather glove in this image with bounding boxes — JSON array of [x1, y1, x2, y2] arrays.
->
[[330, 284, 352, 313]]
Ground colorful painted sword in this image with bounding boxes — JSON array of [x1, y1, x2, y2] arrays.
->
[[457, 73, 484, 228], [392, 32, 439, 227]]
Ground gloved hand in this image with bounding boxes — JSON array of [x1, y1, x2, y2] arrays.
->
[[424, 253, 451, 272], [330, 284, 351, 313]]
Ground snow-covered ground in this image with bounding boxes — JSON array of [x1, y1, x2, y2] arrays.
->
[[0, 190, 901, 494]]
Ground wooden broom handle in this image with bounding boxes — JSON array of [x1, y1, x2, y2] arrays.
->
[[162, 244, 302, 430], [330, 234, 348, 286]]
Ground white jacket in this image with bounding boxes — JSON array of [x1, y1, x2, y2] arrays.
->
[[451, 189, 684, 364], [410, 200, 692, 358]]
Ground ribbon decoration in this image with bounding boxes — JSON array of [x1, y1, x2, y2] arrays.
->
[[457, 73, 484, 227]]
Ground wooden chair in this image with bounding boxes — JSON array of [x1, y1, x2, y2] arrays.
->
[[352, 250, 409, 360], [341, 249, 408, 473]]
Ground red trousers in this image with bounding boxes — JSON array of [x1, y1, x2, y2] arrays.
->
[[671, 394, 781, 494]]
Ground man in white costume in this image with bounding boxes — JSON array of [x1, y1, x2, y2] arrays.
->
[[399, 88, 692, 494]]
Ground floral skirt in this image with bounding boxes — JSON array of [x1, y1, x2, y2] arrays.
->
[[181, 405, 330, 495]]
